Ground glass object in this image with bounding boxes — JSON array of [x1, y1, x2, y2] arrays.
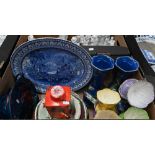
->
[[70, 35, 115, 46]]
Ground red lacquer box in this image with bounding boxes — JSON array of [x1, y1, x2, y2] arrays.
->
[[45, 86, 71, 119]]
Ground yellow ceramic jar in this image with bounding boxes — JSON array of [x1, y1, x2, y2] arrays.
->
[[96, 88, 121, 111], [95, 103, 116, 111]]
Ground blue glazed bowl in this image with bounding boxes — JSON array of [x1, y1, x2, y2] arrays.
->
[[9, 76, 39, 119], [115, 56, 139, 81], [0, 76, 39, 119], [91, 54, 114, 90]]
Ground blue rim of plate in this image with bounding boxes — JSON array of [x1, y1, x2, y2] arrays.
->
[[10, 38, 93, 93]]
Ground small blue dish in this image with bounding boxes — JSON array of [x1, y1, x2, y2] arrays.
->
[[91, 54, 114, 90], [115, 56, 139, 81]]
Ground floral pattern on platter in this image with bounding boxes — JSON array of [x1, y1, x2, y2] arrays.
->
[[11, 38, 93, 93]]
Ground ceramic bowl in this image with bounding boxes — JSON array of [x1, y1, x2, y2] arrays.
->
[[118, 78, 138, 99], [127, 80, 154, 108], [97, 88, 121, 105], [124, 107, 149, 119]]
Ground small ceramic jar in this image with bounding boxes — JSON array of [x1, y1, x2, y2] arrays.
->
[[95, 88, 121, 111]]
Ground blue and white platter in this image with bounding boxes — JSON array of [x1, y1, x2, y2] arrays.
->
[[141, 49, 155, 65], [10, 38, 93, 93]]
